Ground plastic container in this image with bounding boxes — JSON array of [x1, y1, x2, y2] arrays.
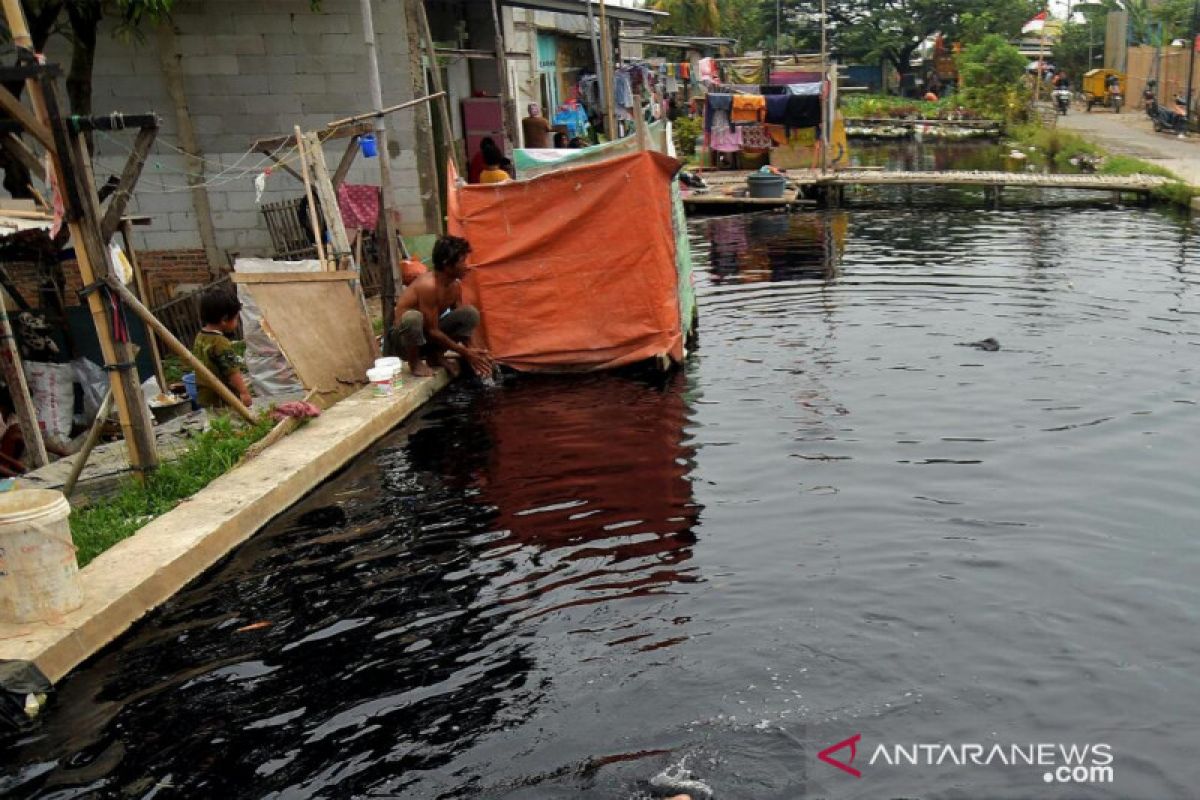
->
[[747, 172, 787, 198], [359, 133, 378, 158], [367, 366, 394, 397], [182, 372, 199, 410], [374, 357, 403, 387], [0, 489, 82, 624]]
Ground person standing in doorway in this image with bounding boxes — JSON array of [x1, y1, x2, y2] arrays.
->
[[522, 102, 553, 148]]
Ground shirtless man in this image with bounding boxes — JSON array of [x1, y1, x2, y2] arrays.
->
[[387, 235, 494, 378]]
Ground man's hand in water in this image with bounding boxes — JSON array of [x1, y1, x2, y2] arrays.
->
[[464, 347, 495, 377]]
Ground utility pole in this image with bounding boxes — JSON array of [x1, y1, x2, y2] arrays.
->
[[585, 0, 604, 130], [820, 0, 829, 174], [358, 0, 401, 331]]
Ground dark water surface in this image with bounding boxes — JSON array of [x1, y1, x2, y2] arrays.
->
[[5, 205, 1200, 799]]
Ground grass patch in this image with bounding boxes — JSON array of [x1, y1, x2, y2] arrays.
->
[[1097, 155, 1178, 179], [70, 414, 273, 566], [1151, 181, 1198, 205], [1007, 123, 1100, 167]]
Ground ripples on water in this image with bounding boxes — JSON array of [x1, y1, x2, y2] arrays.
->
[[4, 204, 1200, 799]]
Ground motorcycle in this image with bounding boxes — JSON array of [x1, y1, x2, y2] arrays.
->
[[1053, 88, 1071, 115], [1151, 96, 1188, 136]]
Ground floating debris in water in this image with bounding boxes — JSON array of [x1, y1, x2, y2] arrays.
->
[[648, 761, 714, 799], [958, 337, 1000, 352]]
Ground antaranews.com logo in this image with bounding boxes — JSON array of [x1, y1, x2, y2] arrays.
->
[[818, 734, 1114, 786]]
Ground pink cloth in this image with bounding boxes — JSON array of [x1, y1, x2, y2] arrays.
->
[[337, 184, 381, 231], [710, 126, 743, 153]]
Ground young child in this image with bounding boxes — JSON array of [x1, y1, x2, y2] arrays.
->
[[192, 287, 253, 410]]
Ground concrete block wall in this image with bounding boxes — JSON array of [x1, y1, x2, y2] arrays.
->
[[58, 0, 433, 260]]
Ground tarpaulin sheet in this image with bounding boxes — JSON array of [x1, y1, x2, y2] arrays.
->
[[449, 150, 685, 372]]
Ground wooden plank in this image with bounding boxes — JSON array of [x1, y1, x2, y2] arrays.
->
[[0, 290, 47, 468], [239, 280, 377, 402], [331, 135, 358, 190], [232, 271, 359, 284], [0, 83, 52, 151], [101, 126, 157, 242], [294, 125, 327, 266], [1, 132, 44, 182]]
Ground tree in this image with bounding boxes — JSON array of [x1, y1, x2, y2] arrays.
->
[[822, 0, 1038, 81], [957, 33, 1026, 89], [0, 1, 177, 198], [651, 0, 722, 36]]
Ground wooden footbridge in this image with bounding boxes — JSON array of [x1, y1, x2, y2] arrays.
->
[[682, 169, 1177, 212]]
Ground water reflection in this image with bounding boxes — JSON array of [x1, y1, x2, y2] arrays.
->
[[1, 375, 701, 799], [708, 212, 846, 284]]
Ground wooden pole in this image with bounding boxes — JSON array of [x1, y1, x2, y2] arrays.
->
[[156, 23, 222, 278], [598, 0, 618, 140], [1, 0, 31, 48], [4, 23, 160, 476], [121, 219, 167, 393], [415, 0, 465, 176], [402, 0, 444, 234], [103, 277, 255, 424], [0, 291, 47, 468], [362, 0, 404, 333], [820, 0, 830, 174], [294, 125, 328, 267], [62, 389, 112, 498], [326, 92, 446, 129], [489, 0, 518, 149]]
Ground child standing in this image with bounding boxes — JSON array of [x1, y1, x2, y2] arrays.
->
[[192, 287, 253, 410]]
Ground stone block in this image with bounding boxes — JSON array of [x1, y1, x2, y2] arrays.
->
[[191, 114, 225, 136], [167, 211, 198, 231], [237, 55, 297, 76], [180, 54, 240, 76], [301, 94, 357, 116], [263, 33, 325, 56], [140, 230, 200, 251], [211, 210, 262, 231], [296, 54, 358, 75], [288, 12, 351, 35]]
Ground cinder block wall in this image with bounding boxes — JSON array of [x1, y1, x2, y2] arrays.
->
[[48, 0, 432, 260]]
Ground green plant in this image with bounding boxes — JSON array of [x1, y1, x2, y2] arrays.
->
[[1151, 182, 1197, 206], [70, 414, 273, 566], [1098, 155, 1177, 179], [672, 115, 703, 158]]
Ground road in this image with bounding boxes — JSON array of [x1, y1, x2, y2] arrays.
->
[[1056, 107, 1200, 185]]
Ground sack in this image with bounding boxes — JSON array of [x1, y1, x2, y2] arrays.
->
[[23, 361, 73, 446]]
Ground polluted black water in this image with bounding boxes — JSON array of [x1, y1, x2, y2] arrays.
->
[[5, 204, 1200, 799]]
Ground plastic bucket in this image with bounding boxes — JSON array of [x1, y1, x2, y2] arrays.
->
[[374, 357, 403, 387], [182, 372, 199, 410], [747, 173, 787, 198], [367, 366, 394, 397], [360, 133, 378, 158], [0, 489, 82, 623]]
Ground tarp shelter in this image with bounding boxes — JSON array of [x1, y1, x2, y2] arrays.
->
[[449, 149, 694, 372]]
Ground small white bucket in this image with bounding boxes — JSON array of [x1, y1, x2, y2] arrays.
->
[[0, 489, 82, 623], [374, 357, 403, 387], [367, 366, 394, 397]]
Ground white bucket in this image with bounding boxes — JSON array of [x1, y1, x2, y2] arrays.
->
[[367, 366, 394, 397], [0, 489, 82, 623], [374, 357, 403, 387]]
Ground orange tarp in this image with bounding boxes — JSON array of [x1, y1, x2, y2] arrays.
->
[[449, 150, 685, 372]]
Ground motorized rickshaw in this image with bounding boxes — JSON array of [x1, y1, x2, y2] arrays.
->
[[1082, 68, 1125, 113]]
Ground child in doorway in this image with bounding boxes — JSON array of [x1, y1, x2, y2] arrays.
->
[[192, 287, 253, 410]]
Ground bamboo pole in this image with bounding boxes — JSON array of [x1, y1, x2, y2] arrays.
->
[[326, 92, 445, 129], [294, 125, 327, 267], [598, 0, 618, 139], [103, 277, 255, 424], [121, 220, 167, 393], [0, 291, 47, 468], [62, 389, 112, 498], [415, 0, 465, 176], [489, 0, 518, 148]]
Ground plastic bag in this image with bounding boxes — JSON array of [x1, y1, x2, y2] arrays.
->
[[233, 257, 314, 401], [70, 357, 107, 423], [23, 361, 73, 446]]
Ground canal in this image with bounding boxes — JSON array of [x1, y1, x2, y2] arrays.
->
[[3, 200, 1200, 798]]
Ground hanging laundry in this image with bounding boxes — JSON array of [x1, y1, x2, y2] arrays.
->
[[726, 61, 764, 84], [698, 57, 718, 84], [680, 62, 691, 81], [764, 94, 790, 125], [704, 93, 733, 133], [614, 71, 633, 109], [553, 102, 590, 137], [337, 184, 381, 232], [710, 125, 743, 153], [731, 94, 766, 124], [784, 94, 822, 130], [740, 124, 774, 150]]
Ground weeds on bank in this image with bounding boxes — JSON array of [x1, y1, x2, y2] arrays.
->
[[70, 414, 273, 566]]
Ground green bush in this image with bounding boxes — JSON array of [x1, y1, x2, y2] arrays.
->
[[672, 115, 703, 159]]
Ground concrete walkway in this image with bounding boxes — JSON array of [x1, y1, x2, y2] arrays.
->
[[1056, 108, 1200, 184]]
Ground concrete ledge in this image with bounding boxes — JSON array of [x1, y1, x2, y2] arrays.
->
[[0, 373, 448, 683]]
